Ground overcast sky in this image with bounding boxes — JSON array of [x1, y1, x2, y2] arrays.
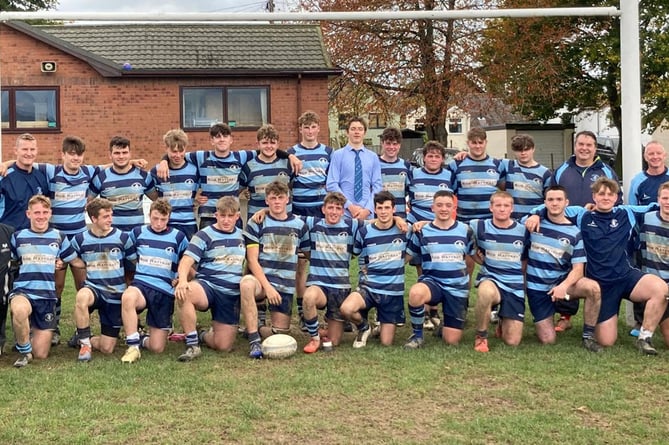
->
[[55, 1, 277, 13]]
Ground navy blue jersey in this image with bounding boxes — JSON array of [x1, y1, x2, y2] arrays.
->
[[0, 166, 49, 230], [550, 156, 621, 207], [628, 168, 669, 205]]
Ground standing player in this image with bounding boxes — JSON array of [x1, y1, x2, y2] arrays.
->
[[301, 192, 360, 353], [9, 196, 66, 367], [240, 124, 295, 216], [408, 141, 452, 224], [174, 197, 260, 360], [151, 129, 199, 239], [378, 128, 411, 219], [549, 130, 621, 331], [61, 198, 136, 361], [471, 191, 529, 353], [327, 117, 383, 220], [89, 136, 158, 232], [525, 186, 602, 352], [403, 190, 474, 349], [288, 111, 332, 329], [241, 181, 309, 341], [120, 199, 188, 363], [502, 134, 552, 220]]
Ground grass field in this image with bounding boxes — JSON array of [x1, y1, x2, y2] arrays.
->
[[1, 267, 668, 444]]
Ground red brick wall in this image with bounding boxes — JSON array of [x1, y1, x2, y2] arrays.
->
[[0, 24, 332, 166]]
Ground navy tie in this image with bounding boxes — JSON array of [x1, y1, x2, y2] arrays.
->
[[354, 150, 363, 202]]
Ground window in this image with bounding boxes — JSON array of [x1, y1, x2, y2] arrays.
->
[[181, 86, 269, 130], [1, 87, 59, 131], [368, 113, 387, 129], [448, 117, 463, 134]]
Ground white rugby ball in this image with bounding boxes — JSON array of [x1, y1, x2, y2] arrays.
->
[[261, 334, 297, 359]]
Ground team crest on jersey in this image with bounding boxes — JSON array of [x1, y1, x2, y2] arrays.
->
[[438, 183, 450, 190], [486, 169, 498, 176], [610, 219, 619, 228], [278, 172, 289, 178], [165, 246, 175, 254], [558, 237, 571, 246], [590, 174, 601, 182], [229, 164, 241, 172], [454, 240, 466, 249], [44, 313, 54, 322], [319, 157, 329, 164], [288, 231, 299, 239], [131, 182, 144, 189], [512, 240, 524, 248], [391, 238, 404, 245], [399, 172, 407, 178], [49, 242, 60, 250], [338, 232, 349, 238], [185, 179, 195, 185], [110, 247, 122, 255]]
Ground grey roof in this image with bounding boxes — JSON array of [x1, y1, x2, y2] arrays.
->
[[6, 21, 340, 77]]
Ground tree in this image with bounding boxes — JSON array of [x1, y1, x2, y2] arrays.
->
[[479, 0, 669, 174], [0, 1, 58, 11], [303, 0, 487, 143]]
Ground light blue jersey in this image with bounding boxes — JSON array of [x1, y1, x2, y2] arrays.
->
[[407, 221, 474, 296], [305, 216, 359, 289], [186, 150, 255, 219], [240, 157, 294, 216], [288, 143, 332, 214], [150, 162, 199, 228], [502, 159, 551, 220], [640, 211, 669, 281], [11, 228, 65, 300], [407, 167, 452, 223], [244, 214, 309, 296], [130, 226, 188, 295], [61, 228, 136, 301], [379, 158, 411, 219], [39, 163, 99, 236], [448, 156, 505, 223], [471, 219, 529, 298], [354, 222, 412, 298], [185, 225, 246, 296], [89, 166, 155, 231], [525, 219, 586, 292]]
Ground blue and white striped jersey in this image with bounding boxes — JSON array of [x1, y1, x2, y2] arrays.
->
[[11, 227, 65, 300], [525, 219, 586, 292], [185, 225, 246, 296], [407, 167, 452, 223], [288, 143, 332, 213], [379, 158, 411, 219], [354, 222, 412, 298], [150, 162, 199, 228], [448, 156, 505, 223], [38, 163, 99, 236], [640, 210, 669, 282], [471, 219, 529, 299], [240, 157, 294, 216], [501, 159, 551, 220], [244, 214, 309, 296], [130, 226, 188, 295], [407, 221, 474, 296], [89, 166, 155, 231], [61, 228, 136, 301], [304, 216, 359, 289]]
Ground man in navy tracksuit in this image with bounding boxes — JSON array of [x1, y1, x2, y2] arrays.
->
[[548, 130, 621, 331]]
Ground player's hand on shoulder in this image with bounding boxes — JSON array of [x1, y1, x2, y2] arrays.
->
[[524, 214, 541, 232]]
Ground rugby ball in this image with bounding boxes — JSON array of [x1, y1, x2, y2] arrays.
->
[[261, 334, 297, 359]]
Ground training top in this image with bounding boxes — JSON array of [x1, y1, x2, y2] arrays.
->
[[628, 167, 669, 205], [549, 156, 621, 207], [0, 165, 49, 230]]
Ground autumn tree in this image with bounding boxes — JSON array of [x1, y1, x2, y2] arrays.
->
[[303, 0, 488, 143], [0, 0, 58, 11]]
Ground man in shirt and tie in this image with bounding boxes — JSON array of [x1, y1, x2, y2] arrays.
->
[[326, 117, 383, 219]]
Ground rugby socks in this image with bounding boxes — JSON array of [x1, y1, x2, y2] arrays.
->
[[16, 342, 32, 355], [356, 319, 369, 333], [126, 332, 140, 348], [185, 331, 198, 347], [428, 308, 439, 319], [409, 304, 425, 338], [476, 329, 488, 339], [296, 297, 304, 319], [582, 324, 595, 340], [257, 302, 267, 327], [304, 316, 320, 339], [638, 327, 654, 341], [248, 331, 261, 346], [77, 326, 92, 347]]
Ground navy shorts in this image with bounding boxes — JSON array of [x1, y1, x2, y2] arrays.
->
[[131, 282, 174, 330], [87, 287, 122, 337], [292, 205, 324, 218], [315, 287, 350, 322], [418, 277, 467, 329], [477, 279, 526, 322], [169, 223, 197, 240], [359, 287, 405, 324], [10, 294, 57, 331], [199, 280, 240, 325], [596, 269, 645, 323], [269, 291, 294, 316], [526, 288, 555, 323]]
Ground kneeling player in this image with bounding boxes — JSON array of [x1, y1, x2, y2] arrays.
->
[[403, 190, 474, 349], [120, 199, 188, 363], [63, 198, 136, 361], [340, 191, 410, 347]]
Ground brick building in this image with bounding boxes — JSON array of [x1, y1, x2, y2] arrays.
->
[[0, 21, 340, 165]]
